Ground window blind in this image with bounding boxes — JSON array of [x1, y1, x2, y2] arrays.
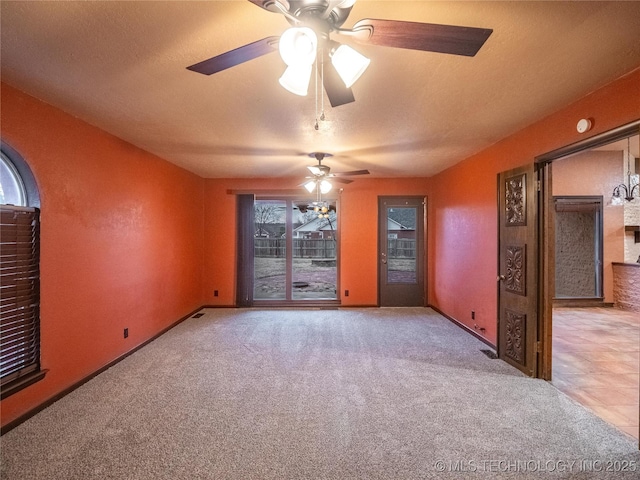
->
[[0, 205, 41, 388]]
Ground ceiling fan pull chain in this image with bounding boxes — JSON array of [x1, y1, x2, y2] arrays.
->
[[314, 56, 319, 130], [320, 57, 325, 121]]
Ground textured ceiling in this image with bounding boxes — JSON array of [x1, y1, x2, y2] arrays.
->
[[2, 1, 640, 179]]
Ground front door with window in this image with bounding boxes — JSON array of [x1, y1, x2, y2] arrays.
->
[[378, 196, 425, 306]]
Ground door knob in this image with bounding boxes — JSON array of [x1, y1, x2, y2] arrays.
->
[[497, 274, 505, 282]]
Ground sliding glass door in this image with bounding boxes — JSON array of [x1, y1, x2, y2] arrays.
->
[[253, 198, 338, 303]]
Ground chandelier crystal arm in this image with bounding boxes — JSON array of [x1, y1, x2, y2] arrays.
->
[[611, 136, 638, 203], [612, 180, 638, 202]]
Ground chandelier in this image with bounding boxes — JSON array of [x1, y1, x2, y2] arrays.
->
[[611, 136, 639, 204]]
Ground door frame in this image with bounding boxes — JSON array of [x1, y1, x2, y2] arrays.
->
[[234, 190, 342, 307], [535, 119, 640, 381]]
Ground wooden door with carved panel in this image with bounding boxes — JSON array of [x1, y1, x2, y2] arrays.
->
[[498, 164, 538, 377]]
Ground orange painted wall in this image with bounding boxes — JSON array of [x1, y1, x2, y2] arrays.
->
[[552, 150, 625, 303], [0, 84, 205, 427], [429, 67, 640, 345], [2, 65, 638, 426], [203, 177, 430, 306]]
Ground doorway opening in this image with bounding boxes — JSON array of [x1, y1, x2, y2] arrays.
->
[[536, 123, 639, 441]]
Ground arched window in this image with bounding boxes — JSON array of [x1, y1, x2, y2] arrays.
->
[[0, 152, 27, 206], [0, 143, 45, 399]]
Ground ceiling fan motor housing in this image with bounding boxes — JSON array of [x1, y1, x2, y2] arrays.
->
[[266, 0, 354, 28]]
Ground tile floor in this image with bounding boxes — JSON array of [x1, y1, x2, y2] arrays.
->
[[552, 307, 639, 439]]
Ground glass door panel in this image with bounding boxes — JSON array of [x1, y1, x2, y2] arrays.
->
[[292, 202, 337, 300], [253, 200, 287, 300], [386, 207, 417, 284]]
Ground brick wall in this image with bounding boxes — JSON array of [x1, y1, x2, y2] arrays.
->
[[612, 263, 640, 311], [623, 197, 640, 263]]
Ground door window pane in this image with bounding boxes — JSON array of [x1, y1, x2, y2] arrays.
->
[[387, 207, 417, 283]]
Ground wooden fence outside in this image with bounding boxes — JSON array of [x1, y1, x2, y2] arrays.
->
[[254, 238, 415, 259], [387, 239, 416, 259], [255, 239, 336, 258]]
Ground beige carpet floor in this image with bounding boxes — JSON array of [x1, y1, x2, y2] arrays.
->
[[1, 307, 639, 479]]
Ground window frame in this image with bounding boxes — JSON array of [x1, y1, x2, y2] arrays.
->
[[0, 144, 45, 399]]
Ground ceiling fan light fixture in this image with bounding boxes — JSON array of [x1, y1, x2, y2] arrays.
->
[[279, 27, 318, 66], [279, 64, 313, 96], [303, 180, 317, 193], [331, 44, 370, 88], [320, 179, 333, 194]]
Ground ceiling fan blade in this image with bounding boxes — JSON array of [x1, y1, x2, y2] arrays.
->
[[330, 177, 354, 184], [351, 18, 492, 57], [330, 170, 370, 177], [322, 62, 355, 107], [187, 36, 279, 75]]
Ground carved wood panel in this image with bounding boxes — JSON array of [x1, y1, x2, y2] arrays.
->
[[505, 310, 526, 365], [505, 174, 526, 226], [505, 244, 526, 296]]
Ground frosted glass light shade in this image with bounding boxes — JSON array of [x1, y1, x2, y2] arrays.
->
[[307, 165, 322, 175], [304, 180, 317, 193], [320, 180, 333, 194], [279, 65, 313, 96], [279, 27, 317, 66], [331, 44, 370, 88]]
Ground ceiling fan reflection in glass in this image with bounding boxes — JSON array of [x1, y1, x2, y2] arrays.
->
[[303, 178, 332, 194]]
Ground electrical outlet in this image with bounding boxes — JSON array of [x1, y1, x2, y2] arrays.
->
[[345, 290, 349, 297], [471, 310, 475, 320], [124, 328, 129, 339], [214, 290, 219, 297]]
